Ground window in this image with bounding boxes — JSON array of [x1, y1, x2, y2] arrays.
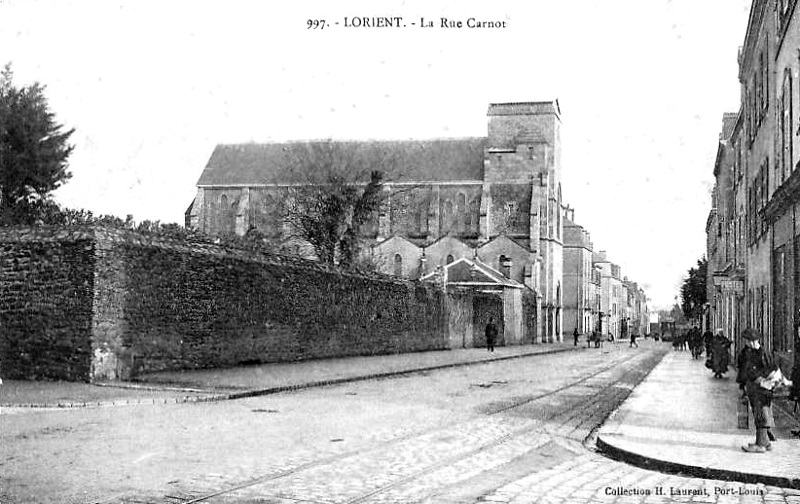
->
[[393, 254, 403, 277], [773, 246, 789, 352], [499, 255, 511, 278], [218, 193, 235, 233], [539, 204, 547, 237], [504, 201, 518, 231], [758, 52, 765, 116], [468, 199, 480, 233], [456, 193, 466, 233], [442, 199, 453, 232], [446, 254, 454, 265], [418, 198, 428, 234], [781, 70, 793, 181]]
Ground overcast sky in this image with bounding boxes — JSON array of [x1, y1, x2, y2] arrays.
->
[[0, 0, 753, 308]]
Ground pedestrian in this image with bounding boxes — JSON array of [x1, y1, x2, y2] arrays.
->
[[703, 328, 713, 360], [485, 317, 497, 353], [737, 328, 777, 453], [710, 328, 732, 378], [691, 329, 699, 358], [629, 331, 638, 348], [573, 327, 580, 347]]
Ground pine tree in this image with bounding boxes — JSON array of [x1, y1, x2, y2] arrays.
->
[[0, 64, 74, 224]]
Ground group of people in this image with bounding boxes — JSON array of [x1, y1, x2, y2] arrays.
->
[[675, 326, 733, 379], [676, 324, 798, 453]]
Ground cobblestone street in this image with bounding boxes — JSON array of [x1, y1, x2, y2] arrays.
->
[[2, 342, 798, 504]]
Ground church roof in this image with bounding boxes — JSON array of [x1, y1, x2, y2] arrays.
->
[[197, 138, 488, 186]]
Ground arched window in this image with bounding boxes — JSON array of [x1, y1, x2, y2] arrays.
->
[[442, 199, 453, 233], [558, 189, 563, 239], [456, 193, 466, 233], [446, 254, 454, 264], [218, 194, 229, 233], [418, 198, 428, 234], [504, 201, 518, 231], [469, 199, 480, 233], [394, 254, 403, 277]]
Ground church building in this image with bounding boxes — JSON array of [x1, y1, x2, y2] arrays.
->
[[187, 101, 565, 342]]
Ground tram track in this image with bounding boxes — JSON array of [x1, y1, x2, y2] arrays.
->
[[116, 347, 667, 504]]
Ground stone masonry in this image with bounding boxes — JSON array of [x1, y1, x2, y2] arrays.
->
[[0, 226, 448, 382]]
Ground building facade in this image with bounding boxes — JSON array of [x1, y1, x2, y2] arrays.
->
[[187, 101, 566, 343], [562, 208, 595, 336], [707, 0, 799, 371], [592, 251, 623, 338], [707, 113, 743, 344]]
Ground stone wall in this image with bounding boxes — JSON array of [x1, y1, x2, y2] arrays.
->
[[113, 240, 447, 378], [0, 229, 95, 380], [0, 226, 449, 381]]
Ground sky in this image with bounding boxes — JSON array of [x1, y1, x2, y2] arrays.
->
[[0, 0, 753, 308]]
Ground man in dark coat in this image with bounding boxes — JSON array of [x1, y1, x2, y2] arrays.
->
[[703, 328, 714, 368], [485, 317, 498, 353], [573, 327, 580, 346], [710, 328, 732, 378], [737, 329, 777, 453]]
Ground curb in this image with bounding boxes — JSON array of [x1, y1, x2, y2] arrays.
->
[[595, 435, 800, 490], [1, 345, 580, 409], [593, 351, 800, 490], [223, 346, 580, 401]]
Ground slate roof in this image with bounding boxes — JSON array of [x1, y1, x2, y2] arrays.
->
[[197, 138, 488, 186]]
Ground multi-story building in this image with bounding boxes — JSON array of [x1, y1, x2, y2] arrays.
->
[[739, 0, 775, 356], [562, 207, 594, 336], [623, 278, 647, 338], [760, 0, 800, 370], [707, 0, 798, 371], [187, 101, 566, 343], [707, 114, 742, 343], [593, 251, 623, 338]]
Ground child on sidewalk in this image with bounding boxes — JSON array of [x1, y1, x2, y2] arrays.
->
[[737, 329, 777, 453]]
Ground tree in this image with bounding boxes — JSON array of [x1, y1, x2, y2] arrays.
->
[[0, 64, 75, 225], [680, 256, 708, 322], [279, 140, 398, 267]]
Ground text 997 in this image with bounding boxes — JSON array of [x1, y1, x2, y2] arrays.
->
[[307, 19, 327, 29]]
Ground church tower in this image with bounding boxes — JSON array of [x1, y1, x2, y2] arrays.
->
[[480, 101, 563, 342]]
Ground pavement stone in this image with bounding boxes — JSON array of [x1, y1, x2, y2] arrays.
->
[[597, 351, 800, 489]]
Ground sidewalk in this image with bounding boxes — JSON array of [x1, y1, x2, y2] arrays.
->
[[597, 350, 800, 489], [1, 341, 579, 408]]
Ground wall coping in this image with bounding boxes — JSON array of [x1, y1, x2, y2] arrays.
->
[[0, 225, 423, 288]]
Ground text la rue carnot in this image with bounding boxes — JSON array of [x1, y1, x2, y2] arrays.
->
[[307, 17, 508, 30]]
